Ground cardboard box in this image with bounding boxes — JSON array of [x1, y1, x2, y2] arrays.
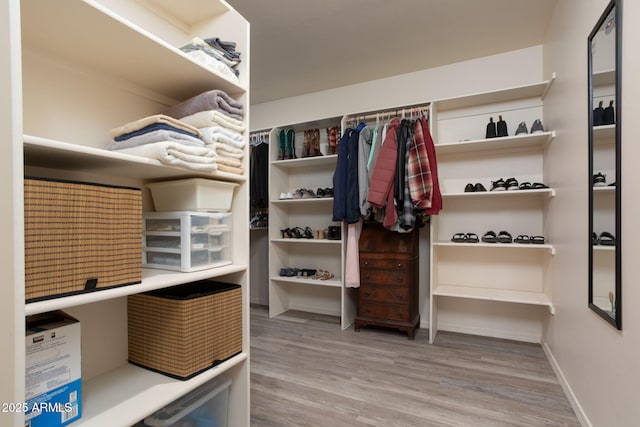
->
[[25, 311, 81, 427]]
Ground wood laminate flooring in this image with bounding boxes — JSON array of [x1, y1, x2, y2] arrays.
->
[[250, 307, 579, 427]]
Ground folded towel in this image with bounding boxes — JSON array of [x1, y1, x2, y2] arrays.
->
[[212, 143, 244, 158], [106, 129, 203, 151], [216, 155, 243, 168], [114, 122, 200, 142], [117, 141, 218, 172], [202, 130, 245, 149], [180, 110, 246, 133], [164, 89, 244, 120], [184, 50, 240, 83], [200, 126, 243, 142], [217, 163, 244, 175], [109, 114, 200, 139]]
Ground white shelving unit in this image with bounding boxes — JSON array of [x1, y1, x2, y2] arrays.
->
[[3, 1, 250, 426], [267, 117, 357, 330], [429, 75, 557, 344]]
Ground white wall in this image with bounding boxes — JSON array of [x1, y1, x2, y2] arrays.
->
[[543, 0, 640, 426], [250, 46, 543, 130]]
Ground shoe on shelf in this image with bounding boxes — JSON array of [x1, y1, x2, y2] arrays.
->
[[302, 130, 311, 157], [519, 182, 532, 190], [497, 230, 513, 243], [490, 178, 506, 191], [602, 100, 615, 125], [496, 115, 508, 137], [464, 183, 475, 192], [481, 230, 497, 243], [593, 101, 605, 126], [285, 128, 296, 159], [474, 183, 487, 192], [530, 119, 545, 133], [505, 177, 519, 191], [277, 129, 286, 160], [598, 231, 615, 246], [486, 117, 497, 139], [515, 121, 528, 135], [593, 172, 607, 187], [514, 235, 531, 244], [608, 181, 616, 187]]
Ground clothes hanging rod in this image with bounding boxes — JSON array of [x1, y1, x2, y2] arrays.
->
[[346, 103, 430, 122]]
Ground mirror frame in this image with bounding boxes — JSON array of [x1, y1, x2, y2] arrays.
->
[[588, 0, 622, 330]]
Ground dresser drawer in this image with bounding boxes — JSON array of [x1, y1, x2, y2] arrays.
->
[[360, 269, 410, 286], [359, 285, 409, 304], [360, 257, 412, 271], [358, 301, 409, 322]]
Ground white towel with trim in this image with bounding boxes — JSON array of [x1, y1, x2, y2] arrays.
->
[[117, 141, 218, 172], [180, 110, 246, 133]]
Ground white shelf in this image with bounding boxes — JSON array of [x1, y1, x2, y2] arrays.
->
[[75, 352, 247, 427], [271, 276, 342, 288], [593, 69, 615, 87], [25, 264, 247, 316], [433, 284, 554, 314], [434, 241, 555, 255], [271, 154, 338, 169], [593, 186, 616, 192], [21, 0, 245, 101], [24, 135, 246, 183], [271, 238, 341, 244], [593, 245, 616, 252], [271, 197, 334, 205], [593, 125, 615, 145], [436, 131, 555, 155], [443, 188, 555, 199], [433, 76, 555, 112]]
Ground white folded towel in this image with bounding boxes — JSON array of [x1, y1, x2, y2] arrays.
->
[[117, 141, 218, 172], [180, 110, 246, 133], [212, 143, 244, 158]]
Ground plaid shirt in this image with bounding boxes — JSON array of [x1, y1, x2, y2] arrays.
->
[[407, 119, 433, 210]]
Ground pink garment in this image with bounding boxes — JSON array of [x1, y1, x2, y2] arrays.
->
[[344, 218, 363, 288]]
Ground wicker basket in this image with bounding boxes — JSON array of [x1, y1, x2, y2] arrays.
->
[[24, 177, 142, 301], [128, 280, 242, 380]]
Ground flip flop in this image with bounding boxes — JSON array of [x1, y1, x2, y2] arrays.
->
[[532, 182, 549, 189], [451, 233, 466, 243], [465, 233, 480, 243], [519, 182, 532, 190], [514, 235, 530, 244]]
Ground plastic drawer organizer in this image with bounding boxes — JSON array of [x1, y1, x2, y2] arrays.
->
[[143, 212, 232, 272]]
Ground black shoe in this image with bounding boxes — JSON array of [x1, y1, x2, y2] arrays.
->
[[530, 119, 545, 133], [505, 177, 519, 191], [327, 226, 341, 240], [593, 101, 604, 126], [486, 117, 497, 139], [474, 183, 487, 192], [603, 100, 615, 125], [464, 183, 475, 192], [496, 115, 508, 137], [490, 178, 506, 191], [593, 172, 606, 187], [515, 121, 528, 135]]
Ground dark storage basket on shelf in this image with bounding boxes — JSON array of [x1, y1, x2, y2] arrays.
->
[[127, 280, 243, 380], [24, 177, 142, 301]]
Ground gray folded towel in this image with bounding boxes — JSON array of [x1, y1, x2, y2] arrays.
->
[[164, 90, 244, 120]]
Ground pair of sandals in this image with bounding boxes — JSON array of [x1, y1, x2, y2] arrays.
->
[[279, 267, 317, 277], [482, 230, 545, 244], [281, 226, 314, 239], [315, 187, 334, 198], [490, 178, 549, 191], [593, 231, 615, 246]]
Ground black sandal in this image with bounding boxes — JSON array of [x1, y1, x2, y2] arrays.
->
[[465, 233, 480, 243], [505, 177, 519, 191], [451, 233, 466, 243], [497, 230, 513, 243], [531, 235, 546, 244], [598, 231, 615, 246], [519, 182, 532, 190], [481, 230, 497, 243], [514, 235, 530, 244], [490, 178, 506, 191], [531, 182, 549, 189]]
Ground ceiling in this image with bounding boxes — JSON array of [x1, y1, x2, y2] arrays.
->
[[227, 0, 558, 105]]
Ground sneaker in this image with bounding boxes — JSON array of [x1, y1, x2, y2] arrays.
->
[[530, 119, 544, 133], [490, 178, 506, 191], [464, 183, 475, 193], [496, 115, 508, 137], [505, 177, 519, 191], [593, 172, 607, 187], [486, 117, 497, 139], [474, 183, 487, 192], [515, 121, 528, 135]]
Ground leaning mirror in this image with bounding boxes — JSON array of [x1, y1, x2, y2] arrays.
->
[[588, 0, 621, 329]]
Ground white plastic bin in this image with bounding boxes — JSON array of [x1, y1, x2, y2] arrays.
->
[[143, 211, 232, 272], [147, 178, 238, 212], [141, 375, 232, 427]]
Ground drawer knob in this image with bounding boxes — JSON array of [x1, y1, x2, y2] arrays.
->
[[397, 263, 403, 268], [396, 295, 403, 300]]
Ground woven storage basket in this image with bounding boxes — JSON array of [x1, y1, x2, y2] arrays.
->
[[24, 177, 142, 301], [128, 280, 242, 380]]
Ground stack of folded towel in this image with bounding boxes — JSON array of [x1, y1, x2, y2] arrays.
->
[[164, 90, 246, 176], [181, 37, 241, 83], [107, 90, 246, 176]]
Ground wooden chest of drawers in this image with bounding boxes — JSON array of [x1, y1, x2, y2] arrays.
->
[[355, 222, 419, 339]]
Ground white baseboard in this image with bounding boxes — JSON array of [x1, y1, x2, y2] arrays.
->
[[542, 342, 591, 427]]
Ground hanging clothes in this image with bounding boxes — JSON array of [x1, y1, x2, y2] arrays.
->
[[344, 218, 363, 288], [367, 118, 400, 228], [358, 126, 373, 216], [407, 118, 433, 210], [420, 115, 442, 214], [250, 135, 269, 209]]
